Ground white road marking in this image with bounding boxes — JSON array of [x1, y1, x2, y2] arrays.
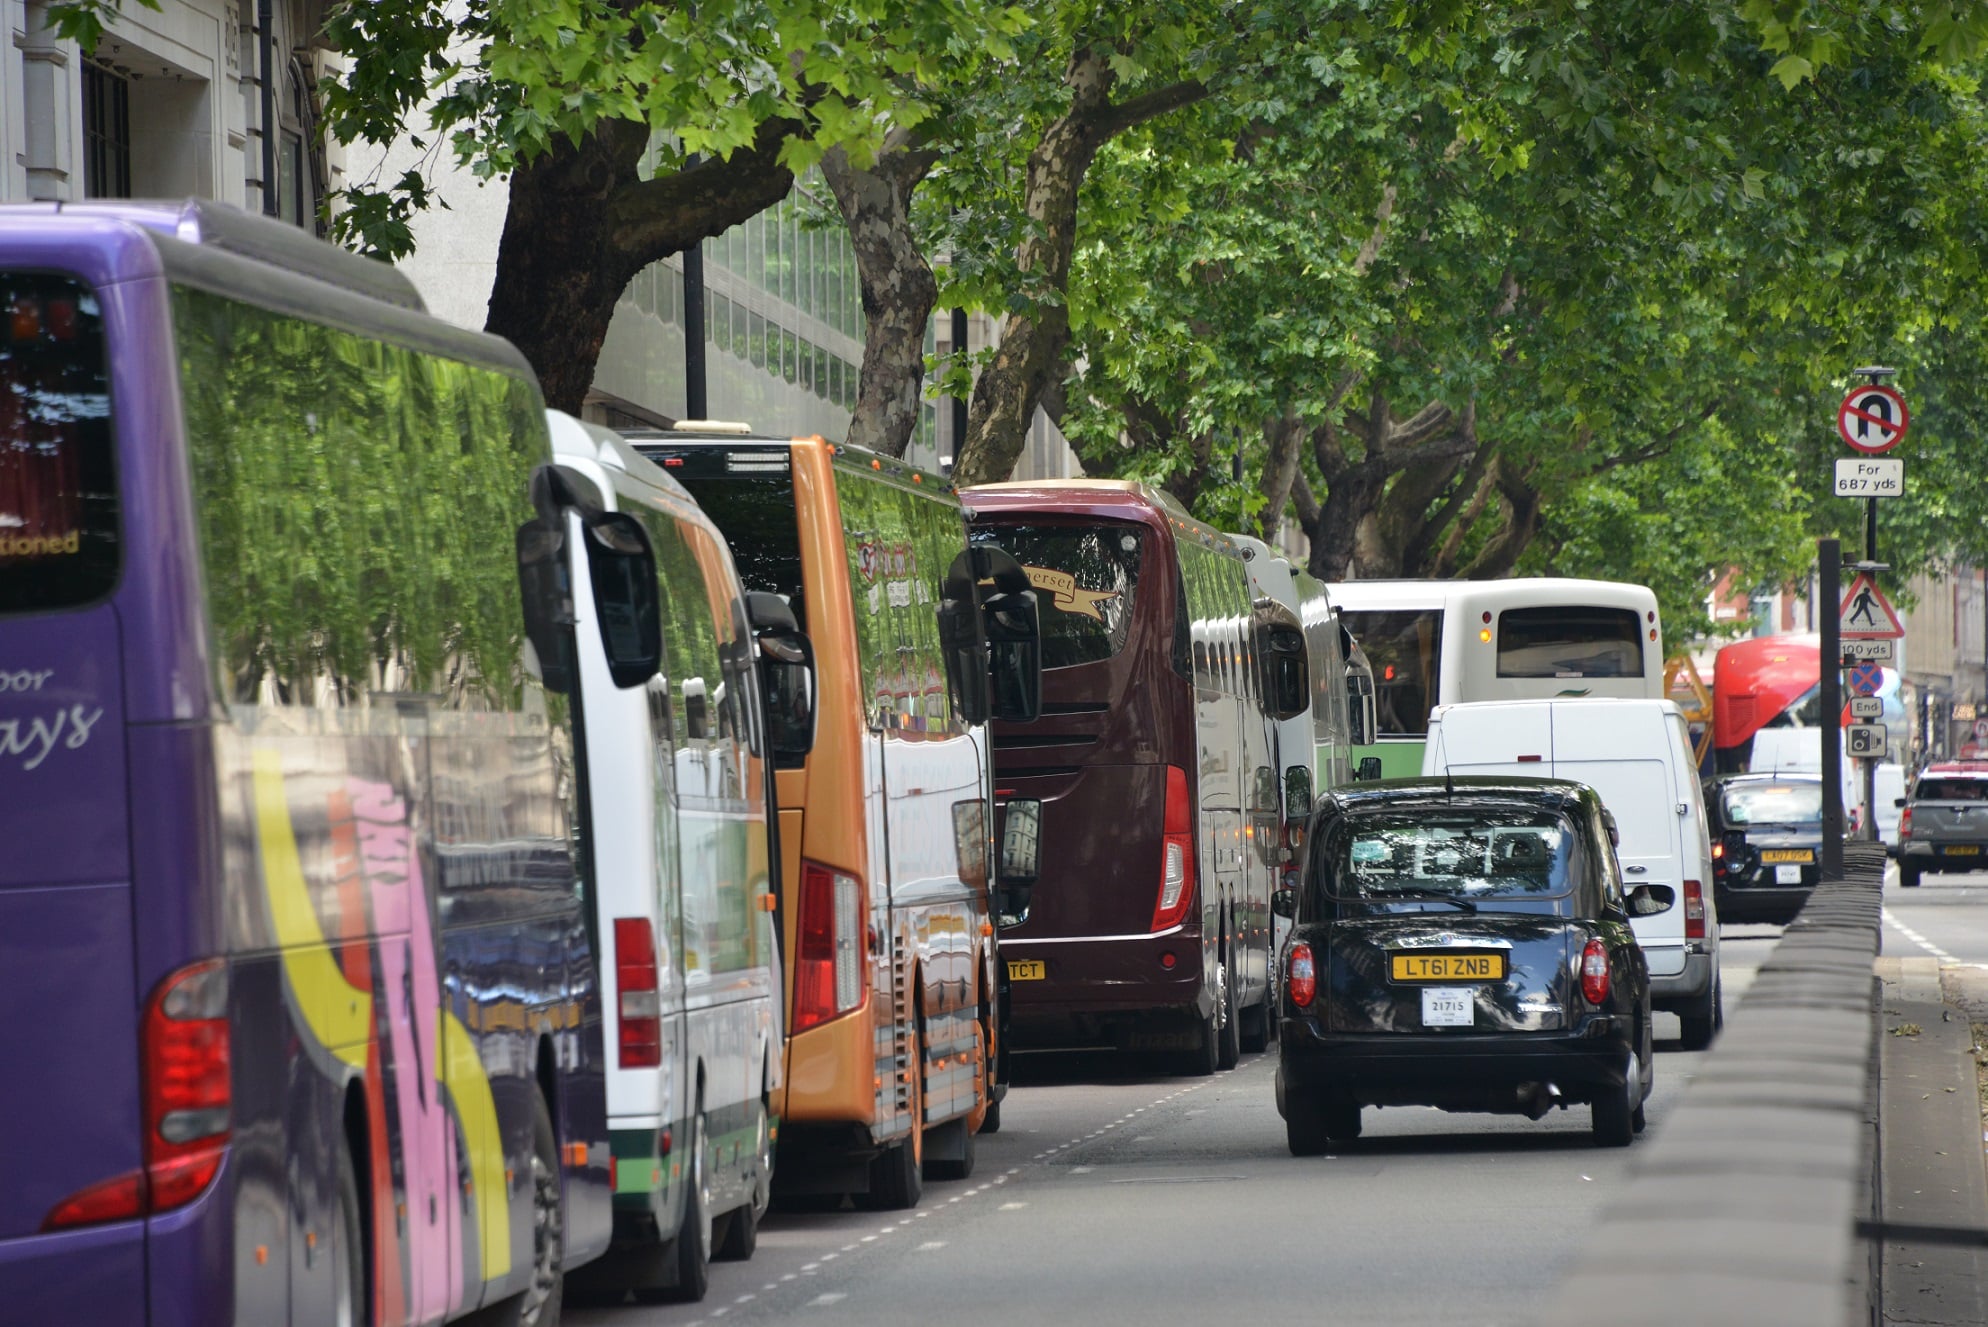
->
[[809, 1293, 847, 1307], [1886, 908, 1958, 962]]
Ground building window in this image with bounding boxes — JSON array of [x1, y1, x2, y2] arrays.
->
[[278, 130, 306, 226], [81, 63, 132, 198]]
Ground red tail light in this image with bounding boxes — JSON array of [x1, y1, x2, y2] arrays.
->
[[795, 861, 865, 1032], [1287, 943, 1317, 1008], [1900, 806, 1914, 839], [1580, 938, 1611, 1006], [614, 918, 662, 1069], [1683, 879, 1706, 940], [44, 960, 232, 1231], [1152, 765, 1196, 931]]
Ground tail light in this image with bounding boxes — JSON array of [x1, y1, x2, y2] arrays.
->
[[1683, 879, 1707, 940], [44, 960, 233, 1230], [1284, 822, 1305, 850], [795, 861, 865, 1031], [1287, 942, 1317, 1008], [1580, 938, 1611, 1005], [1152, 765, 1196, 931], [614, 918, 662, 1069], [1900, 806, 1914, 839], [1710, 841, 1724, 860]]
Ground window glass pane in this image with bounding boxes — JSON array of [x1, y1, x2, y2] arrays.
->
[[0, 273, 119, 612], [747, 214, 765, 295], [782, 329, 798, 384], [748, 311, 766, 368], [968, 522, 1143, 670], [712, 294, 733, 355], [1497, 605, 1643, 679], [1340, 609, 1443, 737]]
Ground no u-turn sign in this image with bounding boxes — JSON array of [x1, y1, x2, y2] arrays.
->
[[1837, 384, 1909, 454]]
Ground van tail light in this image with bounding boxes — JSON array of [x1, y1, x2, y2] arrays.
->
[[1152, 765, 1197, 931], [43, 960, 233, 1231], [1580, 938, 1611, 1006], [614, 918, 662, 1069], [1683, 880, 1707, 940], [795, 861, 865, 1032], [1287, 942, 1317, 1009], [1900, 806, 1914, 839]]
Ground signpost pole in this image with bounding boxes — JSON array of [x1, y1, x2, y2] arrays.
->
[[1855, 367, 1891, 842], [1820, 538, 1845, 880]]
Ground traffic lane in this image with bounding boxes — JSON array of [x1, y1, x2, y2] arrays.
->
[[572, 939, 1774, 1327], [1882, 859, 1988, 966]]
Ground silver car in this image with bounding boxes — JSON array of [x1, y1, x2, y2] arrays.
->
[[1893, 763, 1988, 887]]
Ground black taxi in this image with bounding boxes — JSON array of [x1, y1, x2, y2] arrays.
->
[[1272, 778, 1659, 1152]]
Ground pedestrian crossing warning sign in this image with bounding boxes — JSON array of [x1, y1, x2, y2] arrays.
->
[[1839, 572, 1904, 640]]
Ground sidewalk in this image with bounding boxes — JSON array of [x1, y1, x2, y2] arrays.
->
[[1874, 955, 1988, 1326]]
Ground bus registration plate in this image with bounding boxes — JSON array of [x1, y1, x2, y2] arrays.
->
[[1007, 960, 1046, 981], [1390, 952, 1506, 983]]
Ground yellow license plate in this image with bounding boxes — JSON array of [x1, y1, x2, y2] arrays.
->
[[1389, 952, 1507, 983], [1760, 849, 1814, 864], [1007, 959, 1046, 981], [1944, 845, 1982, 856]]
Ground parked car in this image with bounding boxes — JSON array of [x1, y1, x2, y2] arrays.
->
[[1705, 774, 1826, 924], [1273, 778, 1659, 1153], [1422, 698, 1722, 1049], [1893, 761, 1988, 887]]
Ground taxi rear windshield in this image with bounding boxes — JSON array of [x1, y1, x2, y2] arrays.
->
[[1320, 807, 1575, 901], [969, 521, 1142, 670], [1, 272, 118, 613], [1722, 782, 1823, 825]]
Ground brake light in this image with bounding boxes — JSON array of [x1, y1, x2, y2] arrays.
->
[[1580, 938, 1611, 1005], [1900, 806, 1914, 839], [1683, 880, 1706, 940], [44, 960, 232, 1231], [795, 861, 865, 1032], [1287, 942, 1317, 1008], [614, 918, 662, 1069], [1152, 765, 1196, 931]]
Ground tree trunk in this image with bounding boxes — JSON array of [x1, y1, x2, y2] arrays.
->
[[1256, 407, 1304, 543], [486, 117, 797, 415], [823, 137, 940, 457], [952, 57, 1209, 486]]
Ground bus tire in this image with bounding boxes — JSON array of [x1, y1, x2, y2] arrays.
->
[[333, 1141, 366, 1327], [463, 1089, 565, 1325], [922, 1117, 976, 1182], [864, 1027, 924, 1210], [980, 1097, 1002, 1135], [1215, 955, 1241, 1071], [713, 1203, 757, 1262], [637, 1104, 711, 1303], [1239, 997, 1270, 1055]]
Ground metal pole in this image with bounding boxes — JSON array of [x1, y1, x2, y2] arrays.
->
[[682, 243, 707, 420], [951, 307, 969, 466], [1820, 538, 1845, 879]]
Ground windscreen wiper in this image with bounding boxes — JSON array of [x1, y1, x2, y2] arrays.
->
[[1368, 888, 1478, 913]]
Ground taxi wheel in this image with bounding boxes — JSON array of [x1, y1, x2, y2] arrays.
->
[[1592, 1069, 1635, 1148], [1320, 1097, 1361, 1141], [1285, 1094, 1331, 1156]]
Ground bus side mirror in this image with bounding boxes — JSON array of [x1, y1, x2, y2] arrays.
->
[[997, 798, 1042, 925], [1356, 757, 1383, 782], [581, 511, 663, 688], [515, 518, 575, 695], [983, 588, 1042, 723], [1265, 624, 1308, 721], [747, 591, 816, 759], [1346, 667, 1377, 745], [938, 597, 992, 726]]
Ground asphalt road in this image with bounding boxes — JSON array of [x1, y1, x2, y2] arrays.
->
[[1882, 859, 1988, 968], [569, 932, 1782, 1327]]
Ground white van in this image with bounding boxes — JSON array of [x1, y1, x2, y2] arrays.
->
[[1423, 698, 1723, 1049]]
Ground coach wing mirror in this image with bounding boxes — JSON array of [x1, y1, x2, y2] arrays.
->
[[1356, 757, 1383, 782], [1271, 888, 1298, 920], [1345, 665, 1378, 745], [1264, 623, 1308, 721], [983, 588, 1042, 723], [937, 596, 992, 726], [579, 511, 663, 688], [747, 591, 817, 759], [515, 517, 576, 695]]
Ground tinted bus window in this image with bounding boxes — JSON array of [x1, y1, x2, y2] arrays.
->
[[1342, 609, 1442, 737], [172, 285, 543, 707], [664, 454, 807, 631], [1497, 605, 1643, 679], [0, 273, 119, 613], [971, 522, 1142, 670]]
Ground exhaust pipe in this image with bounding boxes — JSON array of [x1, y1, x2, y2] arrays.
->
[[1518, 1081, 1562, 1120]]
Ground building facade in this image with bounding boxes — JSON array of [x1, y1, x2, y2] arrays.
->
[[4, 0, 334, 219]]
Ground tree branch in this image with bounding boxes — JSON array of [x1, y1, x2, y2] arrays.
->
[[1095, 78, 1211, 139]]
